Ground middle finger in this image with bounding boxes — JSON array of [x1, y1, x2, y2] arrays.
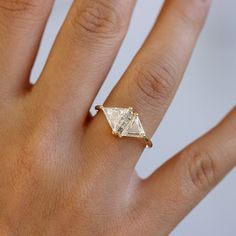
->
[[33, 0, 136, 126]]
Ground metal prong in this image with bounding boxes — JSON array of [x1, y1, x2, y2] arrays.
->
[[133, 112, 139, 117], [114, 131, 122, 138], [112, 131, 118, 136], [144, 136, 153, 148], [95, 105, 104, 111]]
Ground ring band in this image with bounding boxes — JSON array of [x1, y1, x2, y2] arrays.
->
[[95, 105, 153, 148]]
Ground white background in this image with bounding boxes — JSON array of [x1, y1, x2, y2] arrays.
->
[[32, 0, 236, 235]]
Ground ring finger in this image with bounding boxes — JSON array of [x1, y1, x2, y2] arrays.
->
[[88, 0, 212, 169]]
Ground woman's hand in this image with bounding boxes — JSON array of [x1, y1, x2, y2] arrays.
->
[[0, 0, 235, 235]]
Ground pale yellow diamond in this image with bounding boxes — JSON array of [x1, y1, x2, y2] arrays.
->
[[123, 115, 146, 138], [103, 107, 146, 138]]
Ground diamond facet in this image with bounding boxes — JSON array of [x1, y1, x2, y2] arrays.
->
[[103, 107, 146, 138], [123, 115, 146, 138], [103, 107, 130, 131]]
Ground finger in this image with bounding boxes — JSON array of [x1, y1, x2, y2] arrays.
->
[[90, 0, 211, 163], [139, 107, 236, 235], [0, 0, 54, 100], [33, 0, 136, 124]]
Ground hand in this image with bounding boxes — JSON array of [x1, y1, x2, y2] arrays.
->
[[0, 0, 235, 235]]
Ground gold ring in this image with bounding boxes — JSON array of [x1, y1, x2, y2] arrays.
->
[[95, 105, 153, 148]]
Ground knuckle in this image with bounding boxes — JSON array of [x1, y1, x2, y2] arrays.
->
[[186, 150, 218, 191], [0, 0, 49, 18], [71, 0, 125, 41], [133, 58, 177, 108], [0, 0, 35, 12]]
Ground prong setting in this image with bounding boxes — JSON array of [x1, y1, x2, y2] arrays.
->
[[112, 131, 118, 136], [96, 105, 153, 148], [95, 105, 104, 111]]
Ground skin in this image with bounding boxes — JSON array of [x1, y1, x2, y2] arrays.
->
[[0, 0, 235, 235]]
